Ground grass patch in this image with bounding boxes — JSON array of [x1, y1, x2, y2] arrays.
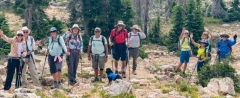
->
[[164, 83, 177, 88], [132, 84, 141, 89], [62, 88, 71, 93], [51, 90, 67, 98], [62, 72, 68, 79], [155, 84, 162, 89], [35, 90, 46, 98], [162, 88, 171, 94], [0, 61, 5, 65], [204, 17, 222, 24], [82, 93, 91, 98], [178, 83, 188, 92], [151, 79, 157, 83], [35, 59, 41, 63]]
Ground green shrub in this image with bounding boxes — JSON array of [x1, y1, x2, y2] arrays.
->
[[162, 88, 171, 94], [139, 47, 148, 59], [203, 18, 222, 24], [198, 63, 240, 92], [178, 83, 188, 92]]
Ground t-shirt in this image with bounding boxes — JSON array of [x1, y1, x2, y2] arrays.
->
[[128, 32, 146, 48], [17, 42, 23, 57], [110, 29, 128, 44], [89, 35, 107, 56], [180, 37, 190, 51], [197, 44, 208, 59]]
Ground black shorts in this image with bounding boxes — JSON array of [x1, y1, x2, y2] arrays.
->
[[48, 55, 62, 74], [112, 43, 127, 61]]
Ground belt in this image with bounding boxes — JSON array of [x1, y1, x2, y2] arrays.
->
[[8, 57, 21, 59], [128, 47, 138, 49], [69, 49, 80, 52]]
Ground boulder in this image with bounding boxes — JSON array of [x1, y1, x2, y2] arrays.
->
[[174, 75, 183, 84], [0, 90, 15, 98], [14, 88, 37, 93], [225, 94, 233, 98], [156, 75, 168, 81], [147, 66, 157, 74], [0, 66, 6, 75], [0, 75, 6, 84], [14, 93, 40, 98], [41, 76, 54, 86], [130, 78, 140, 84], [107, 79, 132, 96]]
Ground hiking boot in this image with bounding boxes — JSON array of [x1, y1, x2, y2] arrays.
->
[[91, 77, 99, 82], [122, 72, 126, 78], [115, 71, 119, 74], [182, 72, 186, 78], [132, 70, 137, 75], [57, 82, 61, 88], [50, 81, 58, 89]]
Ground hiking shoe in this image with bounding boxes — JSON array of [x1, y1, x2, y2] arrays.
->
[[99, 77, 102, 81], [57, 82, 61, 88], [50, 81, 58, 89], [115, 71, 119, 74], [182, 72, 186, 78], [132, 70, 137, 75], [122, 72, 126, 78], [91, 77, 99, 82]]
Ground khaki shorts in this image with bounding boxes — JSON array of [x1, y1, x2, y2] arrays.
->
[[92, 55, 105, 69]]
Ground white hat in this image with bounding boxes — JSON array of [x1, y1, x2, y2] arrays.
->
[[21, 26, 31, 34], [71, 24, 81, 30], [185, 30, 189, 33], [131, 25, 140, 30], [116, 21, 125, 26], [16, 30, 24, 35], [94, 27, 101, 32]]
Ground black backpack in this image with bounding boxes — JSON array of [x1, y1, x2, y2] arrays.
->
[[129, 32, 141, 39], [90, 35, 106, 54], [48, 36, 66, 54]]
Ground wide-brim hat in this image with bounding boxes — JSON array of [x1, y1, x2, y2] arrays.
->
[[16, 30, 24, 35], [220, 34, 229, 38], [199, 40, 209, 47], [131, 25, 140, 31], [94, 27, 101, 32], [49, 27, 58, 33], [71, 24, 81, 31], [116, 21, 126, 27], [21, 26, 31, 34]]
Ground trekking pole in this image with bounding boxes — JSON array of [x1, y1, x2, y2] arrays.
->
[[41, 55, 48, 78], [187, 63, 198, 84], [111, 49, 113, 71], [127, 49, 130, 80], [17, 57, 23, 88], [80, 56, 83, 83]]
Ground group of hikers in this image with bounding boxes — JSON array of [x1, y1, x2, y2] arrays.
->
[[0, 20, 237, 91]]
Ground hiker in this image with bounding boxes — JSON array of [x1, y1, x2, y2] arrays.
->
[[190, 33, 209, 72], [175, 28, 191, 77], [62, 28, 72, 67], [0, 30, 27, 91], [65, 24, 83, 85], [87, 27, 108, 82], [109, 21, 129, 78], [21, 26, 42, 88], [201, 27, 212, 58], [127, 25, 146, 75], [45, 27, 67, 88], [216, 33, 237, 62]]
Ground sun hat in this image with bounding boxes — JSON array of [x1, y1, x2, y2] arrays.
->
[[185, 30, 189, 33], [116, 21, 126, 27], [49, 27, 58, 33], [16, 30, 24, 35], [21, 26, 31, 34], [199, 39, 209, 47], [94, 27, 101, 32], [71, 24, 81, 31], [220, 33, 229, 38], [131, 25, 140, 31]]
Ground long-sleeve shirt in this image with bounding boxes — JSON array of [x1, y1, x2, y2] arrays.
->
[[62, 32, 71, 41], [128, 32, 146, 48], [1, 35, 27, 57], [216, 39, 236, 53], [64, 33, 83, 52], [48, 36, 67, 56]]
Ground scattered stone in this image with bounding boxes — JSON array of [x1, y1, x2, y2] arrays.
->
[[160, 65, 174, 72], [147, 65, 157, 74], [0, 75, 6, 84], [169, 90, 179, 95], [169, 52, 174, 56], [0, 66, 6, 75], [107, 79, 132, 96], [14, 88, 36, 93], [139, 83, 148, 86], [174, 75, 183, 84], [130, 78, 140, 84], [201, 94, 211, 98], [222, 24, 230, 27], [68, 94, 80, 98], [226, 94, 233, 98], [14, 93, 40, 98], [156, 75, 168, 81], [41, 76, 54, 86], [0, 90, 15, 98]]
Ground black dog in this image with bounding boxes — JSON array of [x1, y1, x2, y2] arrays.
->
[[106, 68, 122, 85]]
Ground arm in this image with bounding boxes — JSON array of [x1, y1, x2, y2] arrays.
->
[[80, 35, 83, 53], [87, 39, 92, 57], [179, 28, 186, 39], [230, 40, 237, 46], [139, 32, 146, 39], [32, 37, 38, 50], [190, 33, 198, 47], [125, 30, 129, 45], [204, 27, 212, 40], [109, 30, 113, 43], [1, 35, 14, 43], [59, 36, 67, 53]]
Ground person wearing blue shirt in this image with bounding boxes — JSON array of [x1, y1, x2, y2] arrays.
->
[[216, 34, 237, 62], [46, 27, 67, 89]]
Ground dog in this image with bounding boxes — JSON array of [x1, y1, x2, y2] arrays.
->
[[106, 68, 122, 85]]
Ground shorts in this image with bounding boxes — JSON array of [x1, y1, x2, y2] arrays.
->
[[92, 55, 105, 69], [48, 55, 62, 74], [180, 50, 190, 63], [112, 43, 127, 61]]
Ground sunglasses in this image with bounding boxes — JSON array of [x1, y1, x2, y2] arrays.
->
[[17, 34, 23, 36], [23, 31, 28, 33], [95, 31, 100, 33], [222, 36, 227, 37]]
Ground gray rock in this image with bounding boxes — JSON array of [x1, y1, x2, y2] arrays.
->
[[68, 94, 80, 98], [225, 94, 233, 98], [107, 79, 132, 96], [14, 88, 37, 93], [174, 75, 183, 84], [0, 66, 6, 75], [159, 65, 174, 73], [201, 94, 211, 98], [169, 90, 179, 95], [0, 90, 15, 98], [147, 66, 157, 74], [218, 77, 235, 95], [14, 93, 40, 98], [41, 76, 54, 86], [0, 75, 6, 84], [156, 75, 168, 81], [130, 78, 140, 84]]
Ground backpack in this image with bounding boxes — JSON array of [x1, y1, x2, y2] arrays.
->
[[111, 29, 127, 43], [129, 32, 141, 39], [90, 35, 106, 54], [48, 36, 66, 54], [219, 39, 232, 52]]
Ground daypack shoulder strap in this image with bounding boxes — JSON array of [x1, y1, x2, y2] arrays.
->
[[181, 37, 186, 45], [102, 36, 106, 53]]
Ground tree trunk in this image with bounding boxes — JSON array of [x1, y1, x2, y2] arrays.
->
[[165, 0, 173, 21], [134, 0, 141, 18], [144, 0, 149, 43], [211, 0, 227, 18]]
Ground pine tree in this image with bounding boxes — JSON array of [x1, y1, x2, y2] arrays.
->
[[0, 14, 13, 55], [227, 0, 240, 22], [149, 17, 161, 44], [164, 6, 185, 52]]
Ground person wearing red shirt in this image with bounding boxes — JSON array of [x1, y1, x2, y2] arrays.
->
[[109, 21, 129, 78]]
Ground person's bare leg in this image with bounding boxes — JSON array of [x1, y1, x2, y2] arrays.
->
[[121, 61, 126, 72], [57, 72, 61, 82], [183, 62, 188, 72], [52, 73, 57, 81], [94, 68, 98, 77], [175, 62, 183, 72], [115, 60, 118, 72], [99, 70, 103, 79]]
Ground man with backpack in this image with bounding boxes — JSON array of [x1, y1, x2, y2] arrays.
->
[[21, 26, 42, 88], [45, 27, 67, 89], [87, 27, 108, 82], [128, 25, 146, 75], [109, 21, 129, 78], [65, 24, 83, 85], [175, 28, 191, 77], [216, 33, 237, 62]]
